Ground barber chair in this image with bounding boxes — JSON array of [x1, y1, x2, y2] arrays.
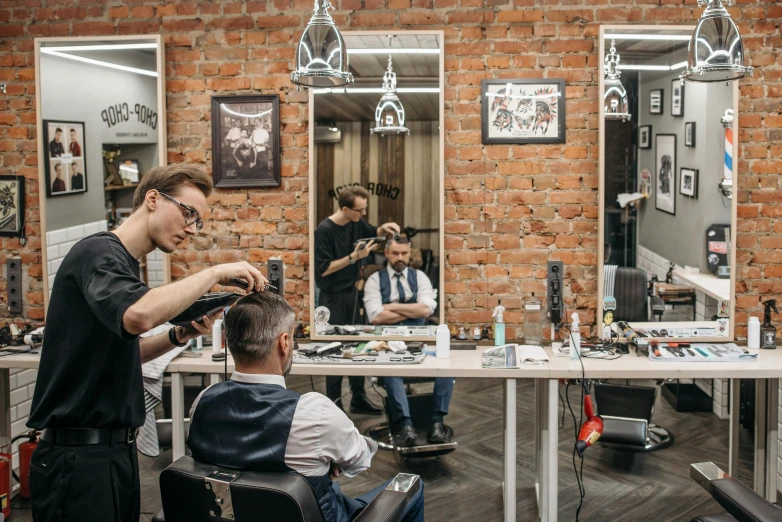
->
[[690, 462, 782, 522], [153, 456, 421, 522], [605, 265, 664, 322], [365, 378, 457, 459], [593, 382, 673, 452]]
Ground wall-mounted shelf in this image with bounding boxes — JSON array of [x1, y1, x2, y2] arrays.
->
[[105, 183, 139, 192]]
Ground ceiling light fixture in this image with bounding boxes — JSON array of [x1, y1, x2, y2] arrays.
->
[[371, 54, 409, 135], [291, 0, 353, 89], [680, 0, 752, 82], [40, 49, 158, 77], [604, 40, 631, 122]]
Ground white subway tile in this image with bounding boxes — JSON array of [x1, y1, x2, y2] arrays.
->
[[9, 369, 20, 376], [8, 375, 16, 388], [16, 370, 37, 387], [11, 453, 18, 471], [59, 241, 76, 258], [148, 261, 163, 271], [83, 222, 100, 236], [47, 245, 60, 261], [9, 388, 27, 407], [11, 419, 28, 438], [47, 229, 68, 246], [66, 225, 85, 241], [99, 220, 108, 232], [48, 275, 56, 290], [51, 258, 63, 275], [10, 406, 17, 423], [27, 383, 35, 396], [16, 399, 31, 418]]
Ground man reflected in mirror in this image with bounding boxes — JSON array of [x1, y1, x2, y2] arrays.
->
[[362, 237, 452, 445], [314, 185, 400, 413]]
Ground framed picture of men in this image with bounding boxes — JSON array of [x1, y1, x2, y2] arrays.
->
[[43, 120, 88, 197], [655, 134, 676, 215], [211, 95, 281, 188], [0, 175, 25, 238]]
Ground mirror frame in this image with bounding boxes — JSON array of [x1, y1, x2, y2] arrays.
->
[[35, 34, 169, 317], [597, 25, 738, 343], [308, 30, 445, 341]]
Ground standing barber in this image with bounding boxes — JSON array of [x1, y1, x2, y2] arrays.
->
[[315, 186, 399, 413], [27, 165, 268, 522]]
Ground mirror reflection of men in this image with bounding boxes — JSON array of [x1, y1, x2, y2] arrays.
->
[[314, 186, 400, 413], [49, 127, 64, 158], [51, 163, 66, 193], [70, 161, 84, 191], [362, 236, 452, 446], [68, 128, 82, 157], [27, 165, 268, 522]]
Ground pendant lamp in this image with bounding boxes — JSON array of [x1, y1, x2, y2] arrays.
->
[[370, 55, 409, 135], [604, 40, 631, 122], [680, 0, 752, 83], [291, 0, 353, 89]]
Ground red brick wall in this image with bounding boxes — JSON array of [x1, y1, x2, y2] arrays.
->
[[1, 0, 779, 340]]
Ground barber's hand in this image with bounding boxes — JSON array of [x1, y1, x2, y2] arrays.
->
[[213, 262, 268, 292], [329, 462, 341, 480], [352, 239, 376, 261], [179, 309, 223, 342], [378, 222, 401, 236]]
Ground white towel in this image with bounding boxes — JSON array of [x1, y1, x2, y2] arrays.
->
[[137, 324, 188, 458]]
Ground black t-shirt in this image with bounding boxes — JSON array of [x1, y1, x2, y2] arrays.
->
[[314, 217, 375, 293], [28, 232, 150, 429]]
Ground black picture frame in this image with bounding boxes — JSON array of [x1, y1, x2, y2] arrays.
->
[[480, 78, 566, 144], [649, 89, 663, 115], [671, 79, 684, 117], [655, 134, 676, 215], [639, 125, 652, 149], [680, 167, 698, 198], [0, 175, 25, 238], [211, 94, 281, 188], [43, 119, 88, 198], [685, 121, 696, 147]]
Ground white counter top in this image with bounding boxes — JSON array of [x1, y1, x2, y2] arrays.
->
[[673, 269, 731, 302]]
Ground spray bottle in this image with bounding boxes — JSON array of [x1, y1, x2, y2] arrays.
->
[[570, 312, 581, 361], [492, 305, 506, 346], [761, 299, 778, 349]]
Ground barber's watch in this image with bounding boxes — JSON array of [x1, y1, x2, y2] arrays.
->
[[169, 327, 188, 347], [349, 253, 357, 265]]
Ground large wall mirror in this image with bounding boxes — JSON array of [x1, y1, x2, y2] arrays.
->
[[598, 25, 738, 342], [35, 35, 168, 316], [308, 31, 444, 341]]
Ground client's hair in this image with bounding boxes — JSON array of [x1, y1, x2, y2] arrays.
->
[[385, 235, 410, 250], [224, 292, 296, 366]]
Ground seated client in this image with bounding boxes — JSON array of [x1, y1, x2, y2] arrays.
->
[[187, 292, 424, 522], [363, 236, 454, 446]]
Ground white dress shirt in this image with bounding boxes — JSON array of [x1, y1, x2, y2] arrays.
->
[[363, 265, 437, 324], [189, 372, 378, 478]]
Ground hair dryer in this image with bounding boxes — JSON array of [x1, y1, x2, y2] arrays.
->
[[575, 392, 604, 456]]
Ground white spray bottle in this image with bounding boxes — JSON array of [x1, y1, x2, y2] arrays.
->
[[570, 312, 581, 361], [492, 305, 506, 346]]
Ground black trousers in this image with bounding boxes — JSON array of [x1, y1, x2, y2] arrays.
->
[[320, 288, 367, 401], [30, 440, 140, 522]]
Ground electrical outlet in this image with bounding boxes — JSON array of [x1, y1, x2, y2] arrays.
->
[[267, 259, 284, 297], [546, 261, 564, 325], [6, 258, 22, 315]]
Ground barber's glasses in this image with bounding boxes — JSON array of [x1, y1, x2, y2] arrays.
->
[[158, 191, 203, 232], [352, 205, 368, 215]]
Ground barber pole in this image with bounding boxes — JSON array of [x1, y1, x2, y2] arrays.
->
[[724, 127, 733, 181]]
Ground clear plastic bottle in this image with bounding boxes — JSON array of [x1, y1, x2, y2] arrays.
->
[[493, 305, 506, 346], [524, 294, 543, 345], [436, 324, 450, 359]]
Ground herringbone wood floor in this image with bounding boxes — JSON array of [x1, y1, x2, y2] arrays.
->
[[13, 376, 755, 521]]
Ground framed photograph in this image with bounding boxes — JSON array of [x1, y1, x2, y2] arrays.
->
[[480, 78, 566, 144], [655, 134, 676, 215], [43, 120, 88, 197], [649, 89, 663, 115], [0, 175, 25, 238], [684, 122, 696, 147], [211, 94, 280, 188], [680, 167, 698, 198], [671, 79, 684, 117], [639, 125, 652, 149], [119, 159, 140, 184]]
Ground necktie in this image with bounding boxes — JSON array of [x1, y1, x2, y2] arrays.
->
[[394, 273, 405, 303]]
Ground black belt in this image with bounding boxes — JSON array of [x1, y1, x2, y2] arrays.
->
[[40, 427, 139, 446]]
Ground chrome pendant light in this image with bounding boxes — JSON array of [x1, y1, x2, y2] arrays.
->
[[371, 55, 409, 135], [680, 0, 752, 83], [604, 40, 631, 122], [291, 0, 353, 89]]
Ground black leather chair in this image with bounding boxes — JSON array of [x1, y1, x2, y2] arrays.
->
[[154, 456, 421, 522], [594, 383, 673, 451], [690, 462, 782, 522], [607, 266, 664, 322]]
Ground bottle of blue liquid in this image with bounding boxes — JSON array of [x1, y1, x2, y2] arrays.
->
[[493, 305, 506, 346]]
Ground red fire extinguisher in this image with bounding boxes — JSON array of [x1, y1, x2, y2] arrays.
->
[[18, 431, 38, 499], [0, 451, 10, 519]]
